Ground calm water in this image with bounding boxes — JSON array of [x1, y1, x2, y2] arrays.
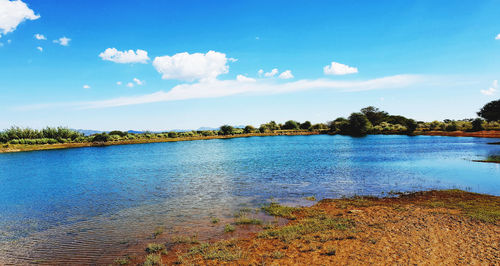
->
[[0, 135, 499, 264]]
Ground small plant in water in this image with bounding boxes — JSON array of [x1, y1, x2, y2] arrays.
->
[[224, 224, 235, 233], [210, 217, 220, 224], [143, 253, 161, 266], [145, 243, 165, 254]]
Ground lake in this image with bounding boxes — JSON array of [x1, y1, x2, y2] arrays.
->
[[0, 135, 499, 264]]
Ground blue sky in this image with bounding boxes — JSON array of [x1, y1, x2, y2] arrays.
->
[[0, 0, 499, 131]]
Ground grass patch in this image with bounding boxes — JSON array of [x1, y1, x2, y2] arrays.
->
[[145, 243, 165, 254], [271, 251, 285, 259], [171, 235, 199, 244], [114, 256, 130, 265], [224, 224, 235, 233], [262, 202, 299, 219], [235, 216, 263, 225], [423, 190, 500, 223], [143, 254, 161, 266], [304, 196, 316, 201], [187, 240, 242, 261], [152, 226, 163, 239], [210, 217, 220, 224], [258, 216, 354, 242]]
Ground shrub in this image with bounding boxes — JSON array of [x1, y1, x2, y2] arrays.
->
[[220, 125, 235, 135], [478, 99, 500, 122]]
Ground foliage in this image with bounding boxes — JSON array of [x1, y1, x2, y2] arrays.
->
[[243, 125, 256, 133], [282, 120, 300, 130], [477, 99, 500, 122], [300, 121, 312, 130], [347, 113, 372, 136], [471, 118, 484, 132], [361, 106, 388, 125], [219, 125, 235, 135]]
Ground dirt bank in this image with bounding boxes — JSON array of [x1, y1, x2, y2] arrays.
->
[[122, 190, 499, 265], [420, 130, 500, 138]]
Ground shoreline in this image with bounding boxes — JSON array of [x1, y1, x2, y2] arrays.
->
[[121, 189, 499, 265], [1, 130, 499, 154]]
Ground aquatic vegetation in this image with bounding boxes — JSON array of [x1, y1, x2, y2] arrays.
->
[[187, 240, 242, 261], [258, 216, 354, 242], [143, 254, 161, 266], [224, 224, 235, 233], [145, 243, 165, 254], [234, 216, 263, 225], [261, 202, 299, 219]]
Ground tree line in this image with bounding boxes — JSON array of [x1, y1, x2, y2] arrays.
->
[[1, 99, 499, 144]]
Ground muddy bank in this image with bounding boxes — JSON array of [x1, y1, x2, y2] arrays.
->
[[420, 130, 500, 138], [123, 190, 499, 265]]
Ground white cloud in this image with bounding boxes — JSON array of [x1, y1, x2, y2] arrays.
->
[[34, 33, 46, 40], [133, 78, 143, 85], [126, 82, 134, 88], [495, 34, 500, 40], [116, 81, 122, 85], [36, 46, 42, 52], [264, 68, 278, 77], [236, 74, 256, 82], [278, 70, 294, 79], [83, 84, 90, 89], [65, 74, 423, 109], [323, 61, 358, 75], [481, 80, 498, 96], [152, 51, 231, 82], [258, 69, 264, 77], [7, 39, 11, 43], [0, 0, 39, 38], [53, 36, 70, 46], [99, 48, 149, 64]]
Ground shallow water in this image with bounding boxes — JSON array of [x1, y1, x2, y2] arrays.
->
[[0, 135, 499, 264]]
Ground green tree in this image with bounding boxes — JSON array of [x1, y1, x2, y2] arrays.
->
[[220, 125, 235, 135], [360, 106, 388, 125], [405, 119, 418, 135], [348, 113, 372, 136], [299, 121, 312, 130], [471, 118, 484, 132], [477, 99, 500, 122], [243, 125, 256, 133], [282, 120, 299, 130]]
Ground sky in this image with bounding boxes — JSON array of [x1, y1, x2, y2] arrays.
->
[[0, 0, 499, 131]]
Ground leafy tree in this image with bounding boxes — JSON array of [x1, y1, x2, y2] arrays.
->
[[471, 118, 484, 132], [477, 99, 500, 122], [360, 106, 388, 125], [243, 125, 256, 133], [405, 119, 418, 135], [348, 113, 372, 136], [109, 130, 127, 137], [220, 125, 235, 135], [168, 132, 178, 138], [445, 122, 458, 132], [92, 133, 110, 142], [299, 121, 312, 130], [310, 123, 329, 130], [283, 120, 300, 130]]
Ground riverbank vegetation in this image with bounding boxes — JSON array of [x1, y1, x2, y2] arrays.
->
[[2, 100, 499, 151], [123, 190, 499, 265]]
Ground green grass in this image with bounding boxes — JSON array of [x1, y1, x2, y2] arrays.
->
[[114, 256, 130, 265], [171, 235, 199, 244], [145, 243, 165, 254], [258, 216, 354, 242], [187, 240, 242, 261], [210, 217, 220, 224], [423, 189, 500, 223], [261, 202, 299, 219], [143, 254, 161, 266], [234, 216, 263, 225], [224, 224, 235, 233]]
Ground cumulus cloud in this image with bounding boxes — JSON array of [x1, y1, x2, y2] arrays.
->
[[83, 84, 90, 89], [53, 36, 70, 46], [126, 82, 134, 88], [153, 51, 231, 82], [133, 78, 143, 85], [495, 34, 500, 40], [36, 46, 42, 52], [34, 33, 46, 40], [236, 74, 256, 82], [264, 68, 278, 77], [258, 69, 264, 77], [278, 70, 294, 79], [116, 81, 122, 85], [481, 80, 498, 96], [99, 48, 149, 64], [0, 0, 39, 38], [323, 61, 358, 75]]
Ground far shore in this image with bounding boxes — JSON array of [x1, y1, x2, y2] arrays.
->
[[1, 130, 500, 154]]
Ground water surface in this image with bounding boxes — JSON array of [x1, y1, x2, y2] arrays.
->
[[0, 135, 499, 264]]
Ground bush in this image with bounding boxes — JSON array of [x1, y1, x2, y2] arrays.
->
[[243, 125, 256, 134], [220, 125, 235, 135], [478, 99, 500, 122], [282, 120, 299, 130], [92, 133, 110, 142], [471, 118, 484, 132], [168, 132, 178, 138], [347, 113, 372, 136], [299, 121, 312, 130]]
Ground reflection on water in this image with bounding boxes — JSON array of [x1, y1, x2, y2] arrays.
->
[[0, 135, 499, 264]]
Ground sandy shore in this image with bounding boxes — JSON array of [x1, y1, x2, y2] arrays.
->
[[122, 190, 499, 265]]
